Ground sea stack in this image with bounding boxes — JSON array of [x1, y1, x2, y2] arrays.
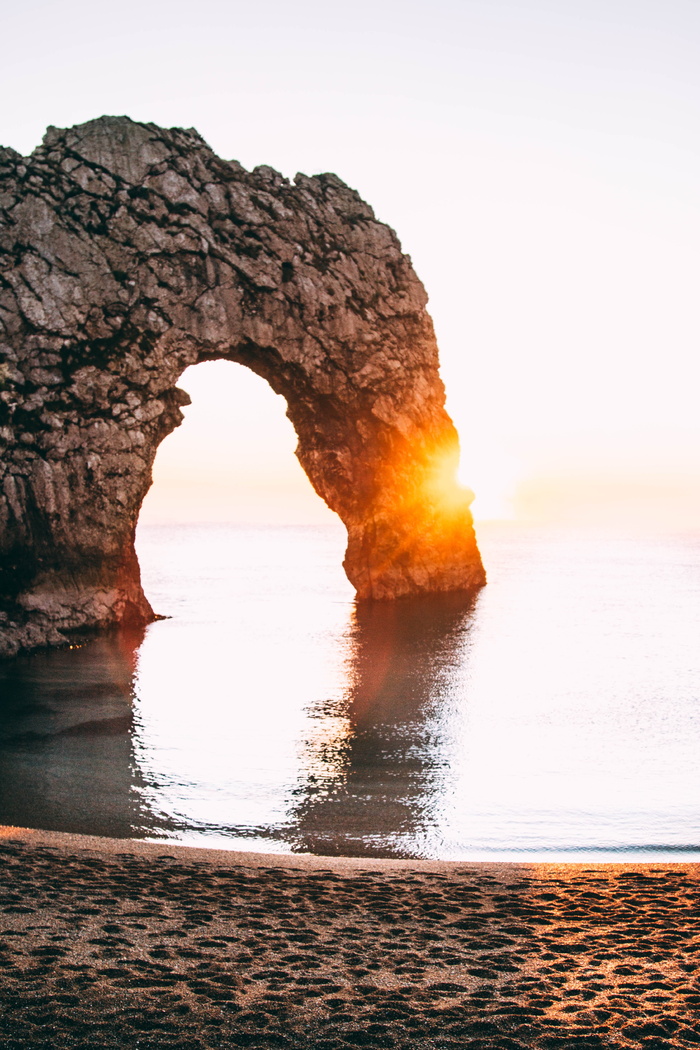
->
[[0, 117, 485, 657]]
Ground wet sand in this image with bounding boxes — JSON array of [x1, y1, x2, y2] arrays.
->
[[0, 827, 698, 1049]]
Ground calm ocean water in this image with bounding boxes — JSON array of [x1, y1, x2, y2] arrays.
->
[[0, 521, 698, 860]]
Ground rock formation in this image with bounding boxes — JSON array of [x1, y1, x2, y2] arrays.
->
[[0, 117, 485, 658]]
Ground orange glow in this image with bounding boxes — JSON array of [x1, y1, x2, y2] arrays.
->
[[514, 474, 700, 529], [425, 452, 475, 515]]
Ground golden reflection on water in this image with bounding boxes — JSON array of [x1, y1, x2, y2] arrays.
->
[[298, 715, 352, 784], [288, 595, 477, 855], [1, 523, 699, 859]]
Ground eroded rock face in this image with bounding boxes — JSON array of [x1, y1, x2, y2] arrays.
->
[[0, 116, 485, 657]]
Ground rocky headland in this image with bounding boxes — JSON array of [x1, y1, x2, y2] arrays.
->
[[0, 117, 485, 658]]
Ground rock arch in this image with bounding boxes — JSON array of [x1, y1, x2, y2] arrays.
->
[[0, 117, 485, 657]]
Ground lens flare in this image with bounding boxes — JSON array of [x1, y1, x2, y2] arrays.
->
[[458, 449, 522, 521]]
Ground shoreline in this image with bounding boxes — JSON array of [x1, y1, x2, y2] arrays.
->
[[3, 822, 700, 874], [1, 825, 699, 1048]]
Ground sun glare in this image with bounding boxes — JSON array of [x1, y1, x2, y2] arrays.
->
[[423, 451, 476, 516], [458, 449, 522, 521]]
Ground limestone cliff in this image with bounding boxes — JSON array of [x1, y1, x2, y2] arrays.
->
[[0, 117, 485, 658]]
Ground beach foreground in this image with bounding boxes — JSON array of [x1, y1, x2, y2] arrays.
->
[[0, 828, 698, 1049]]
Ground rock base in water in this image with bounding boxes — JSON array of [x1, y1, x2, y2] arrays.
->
[[0, 117, 485, 657]]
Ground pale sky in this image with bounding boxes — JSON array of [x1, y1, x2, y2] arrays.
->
[[3, 0, 699, 525]]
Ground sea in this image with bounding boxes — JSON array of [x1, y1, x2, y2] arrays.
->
[[0, 520, 698, 861]]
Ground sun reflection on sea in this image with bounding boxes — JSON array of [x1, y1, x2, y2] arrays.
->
[[0, 521, 698, 860]]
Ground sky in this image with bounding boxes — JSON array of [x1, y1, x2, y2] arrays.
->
[[3, 0, 699, 526]]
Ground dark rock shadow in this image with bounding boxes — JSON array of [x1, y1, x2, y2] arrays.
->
[[0, 595, 480, 857], [0, 628, 176, 839], [283, 592, 479, 857]]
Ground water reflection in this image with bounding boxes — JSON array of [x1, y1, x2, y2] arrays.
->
[[0, 589, 478, 855], [0, 629, 176, 839], [286, 594, 477, 856], [1, 523, 699, 859]]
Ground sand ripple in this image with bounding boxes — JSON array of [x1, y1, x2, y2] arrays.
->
[[0, 830, 698, 1048]]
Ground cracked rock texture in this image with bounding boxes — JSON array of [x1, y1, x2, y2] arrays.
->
[[0, 116, 485, 658]]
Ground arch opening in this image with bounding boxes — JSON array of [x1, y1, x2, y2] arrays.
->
[[0, 115, 485, 658], [138, 360, 336, 527]]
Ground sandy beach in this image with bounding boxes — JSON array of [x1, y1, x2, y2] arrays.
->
[[0, 827, 698, 1048]]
